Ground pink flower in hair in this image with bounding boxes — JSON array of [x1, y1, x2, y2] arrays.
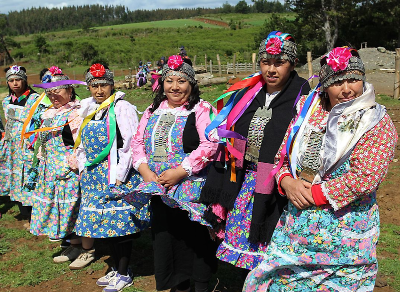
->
[[167, 55, 183, 70], [48, 66, 62, 75], [265, 37, 283, 55], [326, 47, 352, 72]]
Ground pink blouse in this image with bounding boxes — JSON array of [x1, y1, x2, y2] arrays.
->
[[131, 99, 218, 175]]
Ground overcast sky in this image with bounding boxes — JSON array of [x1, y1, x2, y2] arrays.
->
[[1, 0, 254, 14]]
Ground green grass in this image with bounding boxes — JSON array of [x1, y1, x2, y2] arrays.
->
[[96, 19, 222, 29], [377, 224, 400, 290]]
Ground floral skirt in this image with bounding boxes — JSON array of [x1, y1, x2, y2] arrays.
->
[[119, 172, 209, 227], [216, 167, 269, 270], [243, 194, 379, 292], [75, 160, 150, 238]]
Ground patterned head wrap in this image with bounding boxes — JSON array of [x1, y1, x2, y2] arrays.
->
[[319, 47, 365, 90], [85, 63, 114, 87], [6, 65, 27, 82], [41, 66, 71, 92], [258, 31, 297, 63], [162, 55, 196, 84]]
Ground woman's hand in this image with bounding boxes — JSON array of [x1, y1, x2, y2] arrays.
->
[[281, 176, 315, 210], [138, 164, 158, 183], [115, 179, 122, 186], [158, 166, 188, 189]]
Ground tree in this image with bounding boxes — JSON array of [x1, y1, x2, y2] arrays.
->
[[287, 0, 359, 51], [79, 42, 98, 65], [221, 1, 233, 13], [235, 0, 251, 14], [34, 35, 48, 54], [0, 14, 14, 63]]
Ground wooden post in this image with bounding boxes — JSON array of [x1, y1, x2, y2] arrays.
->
[[210, 60, 213, 74], [233, 53, 236, 76], [307, 51, 313, 87], [252, 53, 256, 73], [395, 48, 400, 99], [217, 54, 222, 77], [73, 71, 76, 80], [205, 54, 207, 72], [193, 55, 197, 67]]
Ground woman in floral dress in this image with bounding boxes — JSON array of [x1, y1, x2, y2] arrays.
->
[[71, 63, 149, 292], [243, 47, 398, 291], [123, 55, 218, 292], [28, 67, 82, 243], [0, 65, 40, 219]]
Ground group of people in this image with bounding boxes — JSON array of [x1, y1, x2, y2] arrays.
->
[[0, 29, 397, 292]]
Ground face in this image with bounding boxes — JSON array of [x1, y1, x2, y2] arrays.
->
[[260, 58, 294, 94], [89, 83, 114, 103], [163, 75, 192, 108], [8, 78, 26, 96], [47, 88, 72, 109], [325, 78, 364, 109]]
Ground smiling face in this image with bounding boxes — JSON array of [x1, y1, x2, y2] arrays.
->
[[325, 77, 364, 109], [163, 75, 192, 108], [7, 78, 26, 97], [47, 88, 72, 109], [89, 83, 114, 103], [260, 57, 294, 94]]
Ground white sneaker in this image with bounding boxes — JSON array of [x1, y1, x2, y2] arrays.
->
[[96, 270, 118, 287], [53, 245, 81, 263], [68, 248, 95, 270], [102, 273, 133, 292]]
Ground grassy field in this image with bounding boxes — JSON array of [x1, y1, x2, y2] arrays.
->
[[4, 13, 298, 71]]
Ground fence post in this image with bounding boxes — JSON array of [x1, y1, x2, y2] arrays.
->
[[210, 60, 213, 74], [307, 51, 313, 87], [193, 55, 197, 67], [233, 54, 236, 76], [217, 54, 222, 77], [205, 54, 207, 72], [252, 53, 256, 73], [73, 71, 76, 80], [395, 48, 400, 99]]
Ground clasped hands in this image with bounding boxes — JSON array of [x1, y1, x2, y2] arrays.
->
[[139, 164, 188, 189], [280, 176, 315, 210]]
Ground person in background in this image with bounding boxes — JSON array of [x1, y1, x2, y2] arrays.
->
[[243, 47, 398, 291], [199, 31, 310, 277]]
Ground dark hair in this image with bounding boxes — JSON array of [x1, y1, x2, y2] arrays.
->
[[150, 80, 200, 113], [39, 68, 49, 81]]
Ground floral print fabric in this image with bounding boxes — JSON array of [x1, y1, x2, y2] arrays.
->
[[216, 164, 269, 270], [30, 103, 81, 239], [0, 92, 41, 204], [74, 115, 150, 238], [244, 94, 398, 291]]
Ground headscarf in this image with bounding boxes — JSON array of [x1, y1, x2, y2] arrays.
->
[[162, 55, 196, 84], [319, 47, 365, 90], [258, 31, 297, 63], [85, 63, 114, 87], [6, 65, 27, 82]]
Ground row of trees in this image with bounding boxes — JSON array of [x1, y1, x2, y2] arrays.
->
[[2, 2, 287, 36]]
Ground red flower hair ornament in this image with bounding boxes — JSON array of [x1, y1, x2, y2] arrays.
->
[[265, 37, 283, 55], [90, 63, 106, 77], [326, 47, 352, 72], [167, 55, 183, 70]]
